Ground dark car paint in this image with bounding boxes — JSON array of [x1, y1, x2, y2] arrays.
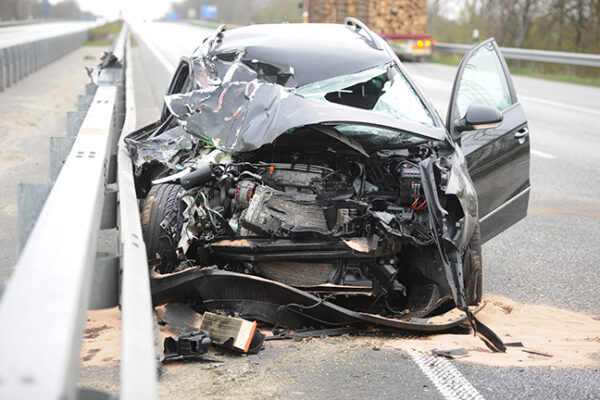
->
[[215, 23, 394, 88], [446, 38, 530, 243], [155, 26, 529, 255], [131, 24, 529, 349], [161, 24, 446, 130], [154, 25, 529, 258]]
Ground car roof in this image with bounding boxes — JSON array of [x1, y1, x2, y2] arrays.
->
[[215, 23, 394, 87]]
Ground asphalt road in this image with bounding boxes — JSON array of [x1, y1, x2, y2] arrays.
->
[[0, 21, 97, 48], [129, 21, 600, 399]]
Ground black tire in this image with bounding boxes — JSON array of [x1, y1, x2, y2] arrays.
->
[[463, 223, 483, 305], [140, 183, 183, 274]]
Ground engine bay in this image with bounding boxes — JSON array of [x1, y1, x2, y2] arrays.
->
[[142, 127, 459, 319]]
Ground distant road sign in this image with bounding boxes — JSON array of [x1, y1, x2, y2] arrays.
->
[[201, 5, 218, 19], [166, 12, 180, 21]]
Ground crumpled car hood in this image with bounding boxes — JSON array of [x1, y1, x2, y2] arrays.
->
[[165, 76, 446, 153]]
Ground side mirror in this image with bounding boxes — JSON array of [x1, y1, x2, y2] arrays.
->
[[454, 104, 503, 133]]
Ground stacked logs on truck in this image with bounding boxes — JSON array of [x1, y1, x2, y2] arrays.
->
[[309, 0, 427, 35]]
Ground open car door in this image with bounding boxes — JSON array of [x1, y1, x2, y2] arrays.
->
[[447, 38, 530, 243]]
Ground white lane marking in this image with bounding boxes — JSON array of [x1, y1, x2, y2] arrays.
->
[[531, 149, 558, 159], [409, 350, 485, 400], [134, 30, 176, 74], [518, 95, 600, 116]]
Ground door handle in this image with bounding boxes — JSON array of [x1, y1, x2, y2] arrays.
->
[[514, 127, 529, 139]]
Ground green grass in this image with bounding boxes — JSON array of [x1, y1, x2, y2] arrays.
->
[[84, 20, 123, 46], [129, 32, 138, 47], [430, 55, 600, 87]]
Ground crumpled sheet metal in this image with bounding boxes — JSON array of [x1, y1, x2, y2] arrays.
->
[[125, 38, 445, 172], [126, 126, 198, 176], [165, 76, 444, 154], [151, 266, 483, 333], [161, 43, 445, 154]]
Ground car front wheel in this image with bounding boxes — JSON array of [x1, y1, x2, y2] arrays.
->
[[140, 183, 183, 274]]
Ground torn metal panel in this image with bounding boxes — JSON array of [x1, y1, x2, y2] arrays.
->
[[163, 79, 445, 154], [126, 126, 198, 176], [151, 267, 483, 333]]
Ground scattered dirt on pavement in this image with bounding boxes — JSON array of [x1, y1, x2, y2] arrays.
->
[[380, 295, 600, 368], [80, 307, 121, 367], [82, 295, 600, 373]]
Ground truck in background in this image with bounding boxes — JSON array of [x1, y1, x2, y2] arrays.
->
[[304, 0, 433, 61]]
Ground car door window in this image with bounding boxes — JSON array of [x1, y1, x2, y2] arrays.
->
[[455, 42, 513, 118]]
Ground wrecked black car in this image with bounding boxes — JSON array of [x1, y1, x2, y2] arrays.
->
[[126, 20, 530, 348]]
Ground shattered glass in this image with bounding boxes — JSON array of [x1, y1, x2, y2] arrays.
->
[[294, 63, 435, 127]]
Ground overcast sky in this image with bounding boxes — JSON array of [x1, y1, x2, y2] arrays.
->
[[52, 0, 175, 21], [56, 0, 464, 23]]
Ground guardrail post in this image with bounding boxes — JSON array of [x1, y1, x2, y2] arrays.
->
[[78, 94, 94, 111], [24, 43, 30, 76], [7, 46, 15, 85], [18, 183, 53, 250], [49, 136, 77, 182], [0, 48, 5, 91], [18, 44, 25, 80], [89, 253, 119, 309], [67, 110, 88, 137]]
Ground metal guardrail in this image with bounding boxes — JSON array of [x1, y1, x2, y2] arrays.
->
[[0, 25, 89, 92], [0, 18, 68, 27], [434, 42, 600, 72], [117, 25, 159, 400], [0, 23, 158, 400]]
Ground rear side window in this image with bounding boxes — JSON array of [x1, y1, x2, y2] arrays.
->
[[456, 43, 513, 118]]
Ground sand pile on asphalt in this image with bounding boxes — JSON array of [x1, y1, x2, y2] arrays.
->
[[80, 296, 600, 368], [382, 295, 600, 367], [80, 307, 121, 367]]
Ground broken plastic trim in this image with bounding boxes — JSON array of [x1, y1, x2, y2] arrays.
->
[[420, 155, 505, 352], [151, 267, 484, 333]]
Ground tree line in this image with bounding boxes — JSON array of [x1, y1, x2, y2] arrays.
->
[[427, 0, 599, 54]]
